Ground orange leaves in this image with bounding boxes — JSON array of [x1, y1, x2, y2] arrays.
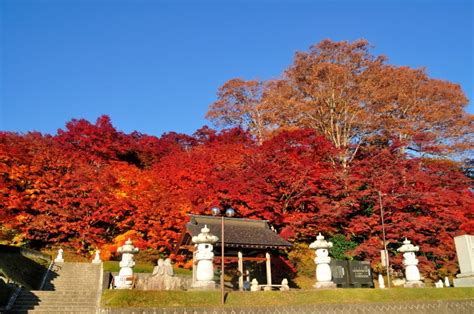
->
[[1, 115, 472, 278], [207, 39, 473, 165]]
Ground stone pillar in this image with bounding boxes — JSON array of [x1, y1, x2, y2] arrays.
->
[[309, 233, 336, 289], [54, 248, 64, 263], [397, 238, 424, 288], [453, 235, 474, 287], [114, 238, 139, 289], [191, 225, 218, 289], [378, 274, 385, 289], [444, 276, 450, 287], [238, 251, 244, 291]]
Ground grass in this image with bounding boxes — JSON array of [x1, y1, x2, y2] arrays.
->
[[102, 287, 474, 308], [102, 261, 193, 276], [103, 261, 154, 273]]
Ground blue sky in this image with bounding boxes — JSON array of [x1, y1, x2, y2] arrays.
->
[[1, 0, 472, 136]]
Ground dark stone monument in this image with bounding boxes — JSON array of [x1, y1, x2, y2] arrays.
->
[[330, 260, 374, 288], [330, 260, 350, 288], [348, 260, 374, 288]]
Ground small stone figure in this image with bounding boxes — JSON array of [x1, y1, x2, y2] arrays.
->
[[163, 258, 176, 290], [397, 238, 424, 288], [309, 233, 336, 289], [54, 248, 64, 263], [142, 257, 186, 290], [92, 250, 102, 264], [114, 238, 139, 289], [378, 274, 385, 289], [435, 280, 444, 288], [444, 276, 450, 287], [250, 278, 259, 291], [280, 278, 289, 291], [152, 259, 165, 276], [191, 225, 219, 289]]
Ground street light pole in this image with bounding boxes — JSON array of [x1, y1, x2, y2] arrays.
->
[[220, 215, 224, 305], [211, 207, 235, 306], [378, 191, 391, 288]]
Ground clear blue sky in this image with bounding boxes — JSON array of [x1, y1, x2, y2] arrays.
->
[[1, 0, 472, 136]]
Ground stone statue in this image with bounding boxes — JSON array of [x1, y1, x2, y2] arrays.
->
[[54, 248, 64, 263], [163, 258, 176, 290], [152, 259, 165, 277], [142, 257, 186, 290], [92, 250, 102, 264], [164, 258, 174, 276]]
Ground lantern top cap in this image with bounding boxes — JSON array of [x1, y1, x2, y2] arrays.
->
[[309, 232, 333, 249], [397, 238, 419, 253], [117, 237, 139, 254], [192, 224, 219, 244]]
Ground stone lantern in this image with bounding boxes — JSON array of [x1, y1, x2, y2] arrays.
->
[[309, 233, 336, 289], [114, 238, 139, 289], [191, 225, 218, 289], [397, 238, 424, 288]]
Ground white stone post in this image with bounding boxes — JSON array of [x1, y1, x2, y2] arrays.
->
[[444, 276, 450, 287], [378, 274, 386, 289], [54, 248, 64, 263], [114, 238, 139, 289], [92, 250, 102, 264], [309, 233, 336, 289], [191, 225, 218, 289], [397, 238, 424, 288]]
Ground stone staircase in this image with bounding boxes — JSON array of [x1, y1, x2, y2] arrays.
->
[[9, 262, 102, 313]]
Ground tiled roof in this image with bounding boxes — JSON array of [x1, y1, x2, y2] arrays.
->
[[185, 215, 292, 249]]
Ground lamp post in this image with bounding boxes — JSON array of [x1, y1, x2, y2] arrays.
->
[[378, 191, 391, 288], [211, 207, 235, 305]]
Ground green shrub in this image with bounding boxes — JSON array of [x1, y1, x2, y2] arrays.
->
[[329, 234, 358, 260]]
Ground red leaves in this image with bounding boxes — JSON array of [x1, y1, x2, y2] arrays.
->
[[0, 117, 472, 277]]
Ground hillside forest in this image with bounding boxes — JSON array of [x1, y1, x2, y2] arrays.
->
[[1, 40, 473, 279]]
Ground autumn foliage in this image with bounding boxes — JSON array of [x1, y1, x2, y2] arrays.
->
[[1, 40, 473, 279]]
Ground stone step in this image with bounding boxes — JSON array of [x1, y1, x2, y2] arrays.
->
[[11, 303, 98, 308], [20, 290, 98, 296], [13, 302, 97, 307], [9, 309, 96, 314], [15, 295, 97, 301], [10, 307, 97, 312], [16, 296, 97, 301], [44, 283, 99, 288], [12, 262, 101, 312]]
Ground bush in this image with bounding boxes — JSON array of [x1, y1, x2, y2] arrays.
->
[[287, 243, 314, 277], [329, 234, 358, 260]]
